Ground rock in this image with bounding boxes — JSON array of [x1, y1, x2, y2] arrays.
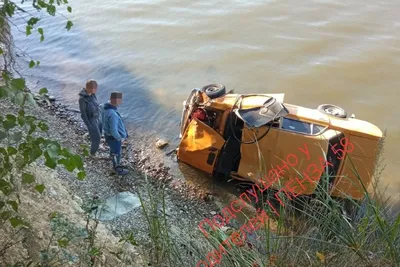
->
[[37, 231, 44, 239], [49, 95, 56, 102], [210, 211, 216, 215], [73, 195, 83, 206], [205, 194, 214, 202], [66, 108, 81, 113], [155, 139, 168, 149]]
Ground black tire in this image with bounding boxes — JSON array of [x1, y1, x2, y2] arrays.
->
[[317, 104, 347, 118], [202, 84, 226, 99]]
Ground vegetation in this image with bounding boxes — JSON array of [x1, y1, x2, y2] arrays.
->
[[0, 1, 105, 266], [136, 133, 400, 267]]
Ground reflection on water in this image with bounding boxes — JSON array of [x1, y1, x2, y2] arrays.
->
[[9, 0, 400, 203]]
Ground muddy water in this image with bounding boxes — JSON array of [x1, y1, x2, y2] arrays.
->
[[9, 0, 400, 206]]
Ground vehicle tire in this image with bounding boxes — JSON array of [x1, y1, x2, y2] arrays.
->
[[202, 84, 226, 99], [317, 104, 347, 118]]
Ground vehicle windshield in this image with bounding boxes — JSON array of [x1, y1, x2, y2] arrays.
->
[[235, 98, 289, 128]]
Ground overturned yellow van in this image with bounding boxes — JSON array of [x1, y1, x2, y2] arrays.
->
[[177, 84, 383, 201]]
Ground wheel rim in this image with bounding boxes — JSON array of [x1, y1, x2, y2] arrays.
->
[[206, 86, 218, 93], [324, 106, 342, 116]]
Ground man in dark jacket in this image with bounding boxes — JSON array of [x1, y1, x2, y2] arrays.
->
[[101, 91, 129, 175], [78, 80, 102, 157]]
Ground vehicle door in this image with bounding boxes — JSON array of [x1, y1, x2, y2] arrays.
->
[[237, 125, 280, 183], [272, 118, 329, 194], [178, 118, 226, 174]]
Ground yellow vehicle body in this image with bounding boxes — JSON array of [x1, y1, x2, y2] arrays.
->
[[177, 88, 382, 201]]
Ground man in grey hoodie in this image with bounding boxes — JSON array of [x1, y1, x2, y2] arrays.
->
[[78, 80, 102, 157]]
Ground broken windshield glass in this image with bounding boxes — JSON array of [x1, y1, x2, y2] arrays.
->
[[235, 98, 289, 128]]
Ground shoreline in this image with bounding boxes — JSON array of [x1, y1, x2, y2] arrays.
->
[[34, 93, 221, 203], [1, 91, 229, 263]]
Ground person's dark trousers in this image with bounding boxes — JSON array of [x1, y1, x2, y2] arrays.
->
[[88, 120, 101, 155], [105, 135, 122, 168]]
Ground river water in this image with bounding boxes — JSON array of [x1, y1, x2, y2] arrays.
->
[[9, 0, 400, 203]]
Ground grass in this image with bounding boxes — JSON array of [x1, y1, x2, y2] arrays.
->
[[137, 133, 400, 267]]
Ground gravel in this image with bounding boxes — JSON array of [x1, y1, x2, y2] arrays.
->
[[1, 96, 222, 246]]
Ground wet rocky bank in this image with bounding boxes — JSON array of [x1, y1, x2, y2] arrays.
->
[[20, 93, 229, 239]]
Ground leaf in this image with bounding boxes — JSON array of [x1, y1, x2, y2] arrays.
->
[[7, 201, 18, 212], [0, 211, 12, 220], [66, 20, 73, 31], [3, 114, 16, 130], [7, 146, 18, 155], [40, 35, 44, 42], [0, 179, 12, 195], [27, 17, 40, 26], [37, 0, 47, 8], [37, 88, 48, 96], [47, 5, 56, 16], [0, 86, 8, 98], [77, 171, 86, 180], [57, 238, 70, 248], [58, 158, 74, 172], [6, 114, 16, 121], [26, 93, 37, 106], [10, 78, 26, 92], [47, 144, 59, 158], [0, 147, 7, 156], [45, 156, 57, 169], [26, 25, 32, 36], [28, 124, 37, 135], [29, 60, 35, 68], [9, 217, 24, 228], [0, 201, 4, 210], [38, 121, 49, 132], [2, 71, 10, 81], [67, 6, 72, 12], [4, 1, 16, 16], [11, 92, 25, 106], [18, 113, 25, 126], [22, 173, 35, 184], [34, 137, 46, 145], [38, 28, 44, 35], [35, 184, 46, 194], [316, 252, 325, 263], [0, 47, 3, 55], [82, 148, 89, 157], [36, 61, 40, 66], [71, 154, 83, 170]]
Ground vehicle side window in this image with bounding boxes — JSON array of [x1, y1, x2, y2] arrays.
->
[[281, 118, 311, 134], [312, 124, 326, 135]]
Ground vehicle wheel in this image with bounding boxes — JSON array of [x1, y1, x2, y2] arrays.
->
[[202, 84, 226, 99], [317, 104, 347, 118]]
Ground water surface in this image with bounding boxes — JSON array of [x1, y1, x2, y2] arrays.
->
[[10, 0, 400, 203]]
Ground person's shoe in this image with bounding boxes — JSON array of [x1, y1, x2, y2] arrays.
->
[[115, 166, 129, 175], [98, 144, 108, 152]]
